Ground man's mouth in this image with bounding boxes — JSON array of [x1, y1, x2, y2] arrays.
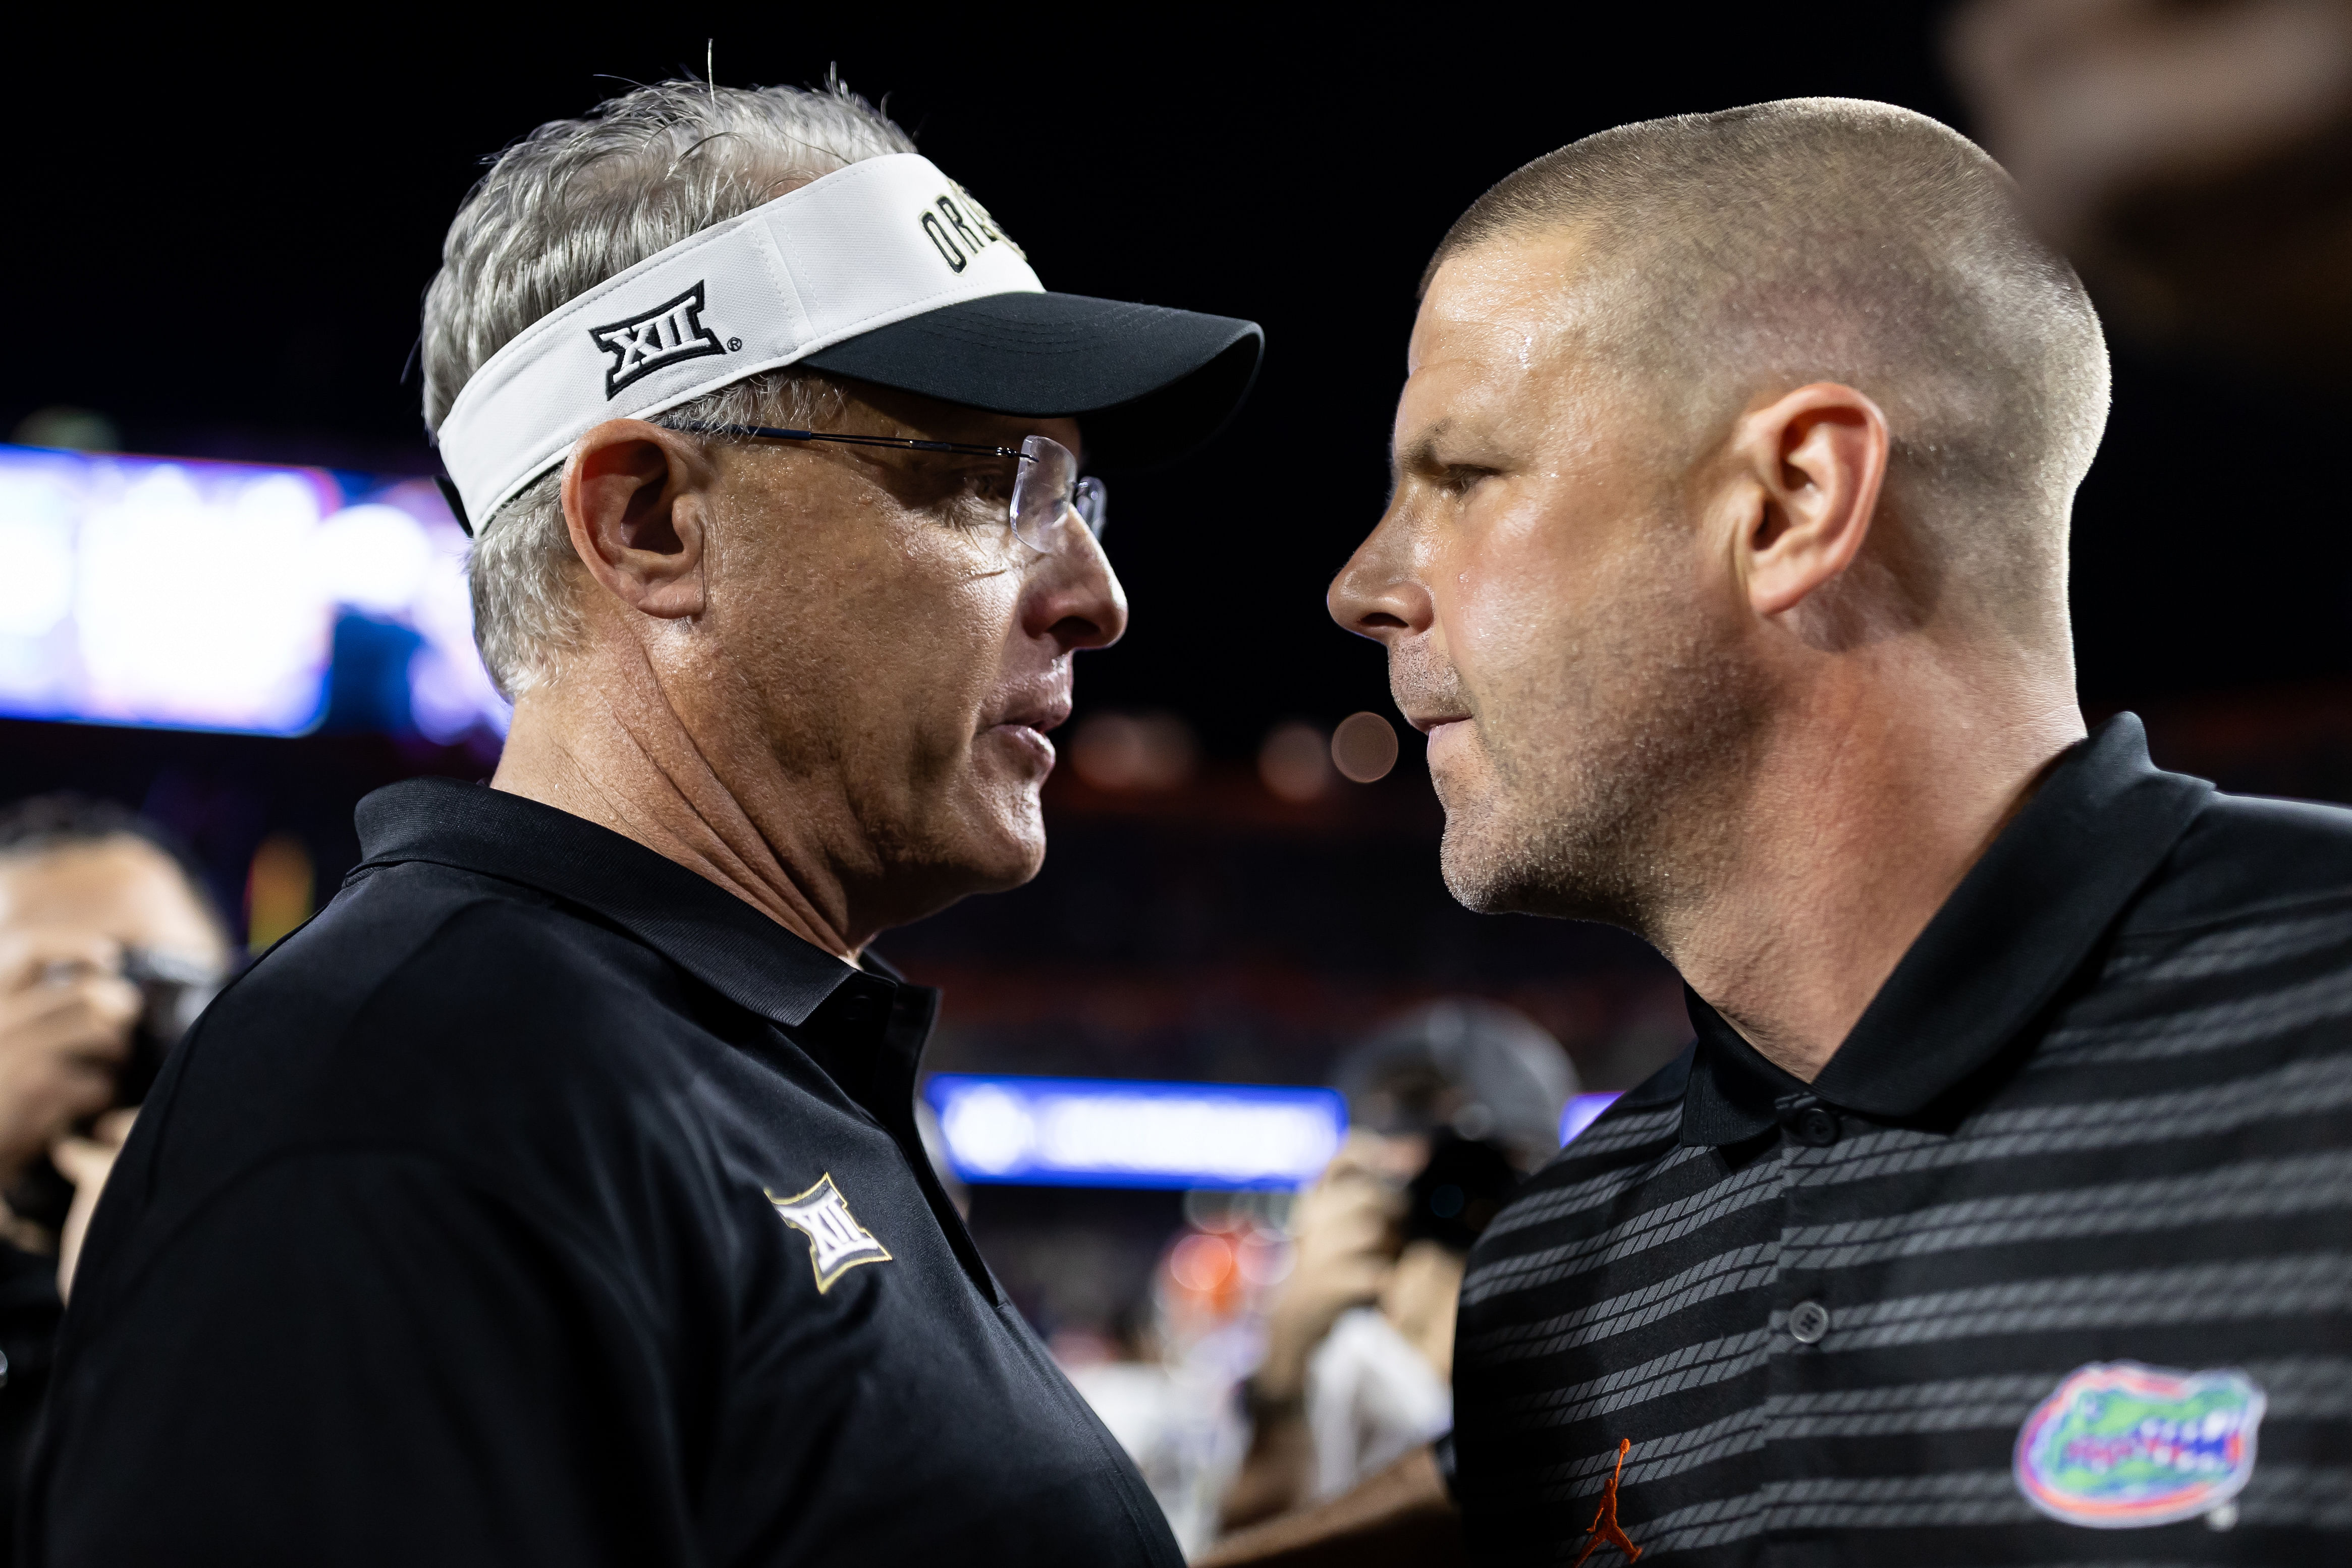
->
[[989, 699, 1071, 736], [1424, 718, 1474, 763], [983, 697, 1071, 769], [1403, 711, 1470, 737]]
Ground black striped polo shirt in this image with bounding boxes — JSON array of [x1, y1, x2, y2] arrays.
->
[[1451, 715, 2352, 1564]]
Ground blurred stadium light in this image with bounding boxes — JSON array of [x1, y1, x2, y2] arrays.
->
[[1560, 1091, 1621, 1147], [926, 1075, 1347, 1189], [0, 443, 506, 741]]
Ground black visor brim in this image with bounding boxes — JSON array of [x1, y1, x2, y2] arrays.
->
[[801, 292, 1263, 473]]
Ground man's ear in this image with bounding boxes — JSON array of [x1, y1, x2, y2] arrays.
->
[[560, 419, 714, 621], [1725, 383, 1889, 619]]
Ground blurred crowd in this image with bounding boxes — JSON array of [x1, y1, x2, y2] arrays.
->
[[0, 798, 230, 1553], [1055, 1002, 1577, 1556]]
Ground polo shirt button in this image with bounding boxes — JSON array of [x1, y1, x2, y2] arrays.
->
[[1791, 1105, 1840, 1146], [1788, 1300, 1831, 1344]]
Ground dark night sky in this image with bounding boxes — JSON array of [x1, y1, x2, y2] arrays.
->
[[8, 9, 2343, 760]]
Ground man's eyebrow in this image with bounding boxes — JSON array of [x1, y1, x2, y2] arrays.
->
[[1390, 418, 1453, 483]]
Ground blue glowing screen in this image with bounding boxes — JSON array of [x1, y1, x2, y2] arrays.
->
[[0, 444, 507, 742], [924, 1075, 1349, 1190]]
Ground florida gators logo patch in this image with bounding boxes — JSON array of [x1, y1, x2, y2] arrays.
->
[[2015, 1362, 2264, 1529]]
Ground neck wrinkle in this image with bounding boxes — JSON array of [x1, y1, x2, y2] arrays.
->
[[491, 650, 863, 964]]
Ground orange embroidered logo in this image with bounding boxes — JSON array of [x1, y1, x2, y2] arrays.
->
[[1570, 1438, 1643, 1565]]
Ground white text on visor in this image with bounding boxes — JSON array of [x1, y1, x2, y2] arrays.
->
[[433, 154, 1042, 528]]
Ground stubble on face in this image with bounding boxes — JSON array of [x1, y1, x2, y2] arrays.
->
[[1386, 239, 1770, 941], [1412, 534, 1765, 936]]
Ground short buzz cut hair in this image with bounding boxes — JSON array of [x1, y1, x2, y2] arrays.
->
[[1427, 98, 2109, 646], [421, 77, 920, 700]]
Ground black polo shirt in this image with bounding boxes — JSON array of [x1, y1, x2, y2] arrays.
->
[[24, 779, 1182, 1567], [1452, 716, 2352, 1564], [0, 1243, 59, 1567]]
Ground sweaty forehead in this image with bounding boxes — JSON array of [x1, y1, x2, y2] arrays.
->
[[1401, 232, 1602, 433]]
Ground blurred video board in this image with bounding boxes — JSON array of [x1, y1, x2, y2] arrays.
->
[[926, 1075, 1348, 1189], [0, 444, 507, 741]]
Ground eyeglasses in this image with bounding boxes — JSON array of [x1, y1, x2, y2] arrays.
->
[[680, 424, 1106, 552]]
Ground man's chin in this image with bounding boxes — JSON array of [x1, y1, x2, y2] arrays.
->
[[944, 793, 1049, 893], [881, 832, 1043, 930], [1432, 768, 1529, 913], [1439, 824, 1537, 915], [970, 827, 1047, 893], [1438, 805, 1637, 926]]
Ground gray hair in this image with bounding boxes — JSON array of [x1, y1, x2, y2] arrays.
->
[[1427, 99, 2110, 649], [421, 78, 916, 698]]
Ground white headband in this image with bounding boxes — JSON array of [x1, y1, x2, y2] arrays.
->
[[435, 153, 1043, 527]]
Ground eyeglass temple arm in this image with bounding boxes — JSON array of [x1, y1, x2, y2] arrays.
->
[[678, 423, 1024, 461]]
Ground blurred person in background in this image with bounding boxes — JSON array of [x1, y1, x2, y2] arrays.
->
[[0, 797, 228, 1562], [28, 78, 1258, 1568], [1213, 1003, 1570, 1548], [1065, 1294, 1238, 1556]]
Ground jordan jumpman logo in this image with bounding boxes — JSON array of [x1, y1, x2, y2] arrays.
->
[[1570, 1438, 1643, 1565]]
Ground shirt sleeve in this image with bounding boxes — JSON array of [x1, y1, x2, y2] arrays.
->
[[30, 1150, 692, 1568]]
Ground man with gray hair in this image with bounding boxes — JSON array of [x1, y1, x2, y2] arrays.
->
[[1216, 97, 2350, 1563], [28, 78, 1257, 1566]]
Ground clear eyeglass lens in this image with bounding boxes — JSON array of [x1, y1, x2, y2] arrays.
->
[[1010, 434, 1106, 550], [1073, 477, 1108, 539]]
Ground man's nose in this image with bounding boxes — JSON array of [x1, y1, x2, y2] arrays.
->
[[1327, 505, 1429, 645], [1024, 523, 1128, 652]]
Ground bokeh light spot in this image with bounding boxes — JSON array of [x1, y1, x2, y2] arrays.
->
[[1259, 721, 1332, 802], [1331, 710, 1400, 783], [1169, 1232, 1237, 1293], [1072, 711, 1198, 791]]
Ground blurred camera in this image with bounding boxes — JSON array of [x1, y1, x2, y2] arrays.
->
[[113, 948, 219, 1108], [1400, 1133, 1522, 1254], [6, 948, 220, 1232]]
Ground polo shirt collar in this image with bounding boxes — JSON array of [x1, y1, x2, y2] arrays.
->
[[1679, 714, 2212, 1145], [350, 776, 882, 1032]]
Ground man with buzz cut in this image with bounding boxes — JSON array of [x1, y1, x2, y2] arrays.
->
[[27, 79, 1258, 1566], [1214, 97, 2350, 1565]]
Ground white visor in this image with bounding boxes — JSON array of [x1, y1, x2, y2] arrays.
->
[[435, 153, 1043, 527]]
